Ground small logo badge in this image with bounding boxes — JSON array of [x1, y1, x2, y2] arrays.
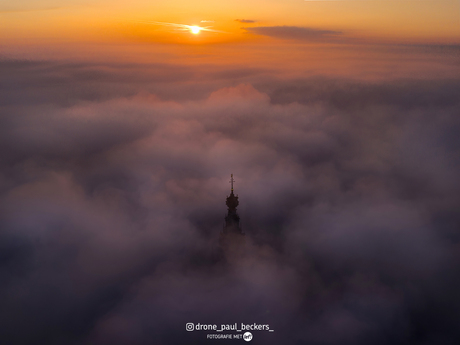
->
[[186, 323, 194, 331], [243, 332, 253, 342]]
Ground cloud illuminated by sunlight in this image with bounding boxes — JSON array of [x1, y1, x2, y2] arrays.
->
[[137, 21, 225, 35]]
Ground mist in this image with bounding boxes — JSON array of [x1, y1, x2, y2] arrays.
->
[[1, 56, 460, 345]]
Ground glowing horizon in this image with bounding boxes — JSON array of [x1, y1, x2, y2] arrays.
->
[[1, 0, 459, 49]]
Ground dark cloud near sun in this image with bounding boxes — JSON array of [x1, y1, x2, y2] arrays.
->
[[1, 57, 460, 345], [235, 19, 257, 24], [244, 25, 342, 41]]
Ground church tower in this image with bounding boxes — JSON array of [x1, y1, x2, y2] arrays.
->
[[220, 174, 244, 248]]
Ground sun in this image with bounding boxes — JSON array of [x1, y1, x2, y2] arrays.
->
[[190, 26, 201, 35]]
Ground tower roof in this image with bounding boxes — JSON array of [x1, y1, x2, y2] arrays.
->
[[226, 174, 239, 210]]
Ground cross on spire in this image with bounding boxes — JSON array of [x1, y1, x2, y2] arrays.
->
[[229, 174, 235, 192]]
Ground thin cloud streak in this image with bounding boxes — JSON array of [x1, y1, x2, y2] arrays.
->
[[0, 6, 61, 13], [244, 25, 343, 42], [235, 19, 257, 24], [136, 20, 226, 34]]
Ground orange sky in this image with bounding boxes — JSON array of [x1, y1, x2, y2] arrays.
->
[[1, 0, 459, 81], [1, 0, 459, 45]]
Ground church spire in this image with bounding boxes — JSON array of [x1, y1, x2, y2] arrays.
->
[[230, 173, 235, 193], [226, 174, 239, 211], [223, 174, 243, 235], [219, 174, 245, 255]]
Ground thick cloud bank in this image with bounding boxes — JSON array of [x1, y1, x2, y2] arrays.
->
[[1, 59, 460, 345]]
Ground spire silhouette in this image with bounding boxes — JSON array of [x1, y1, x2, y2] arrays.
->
[[222, 174, 243, 236], [230, 173, 234, 192]]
